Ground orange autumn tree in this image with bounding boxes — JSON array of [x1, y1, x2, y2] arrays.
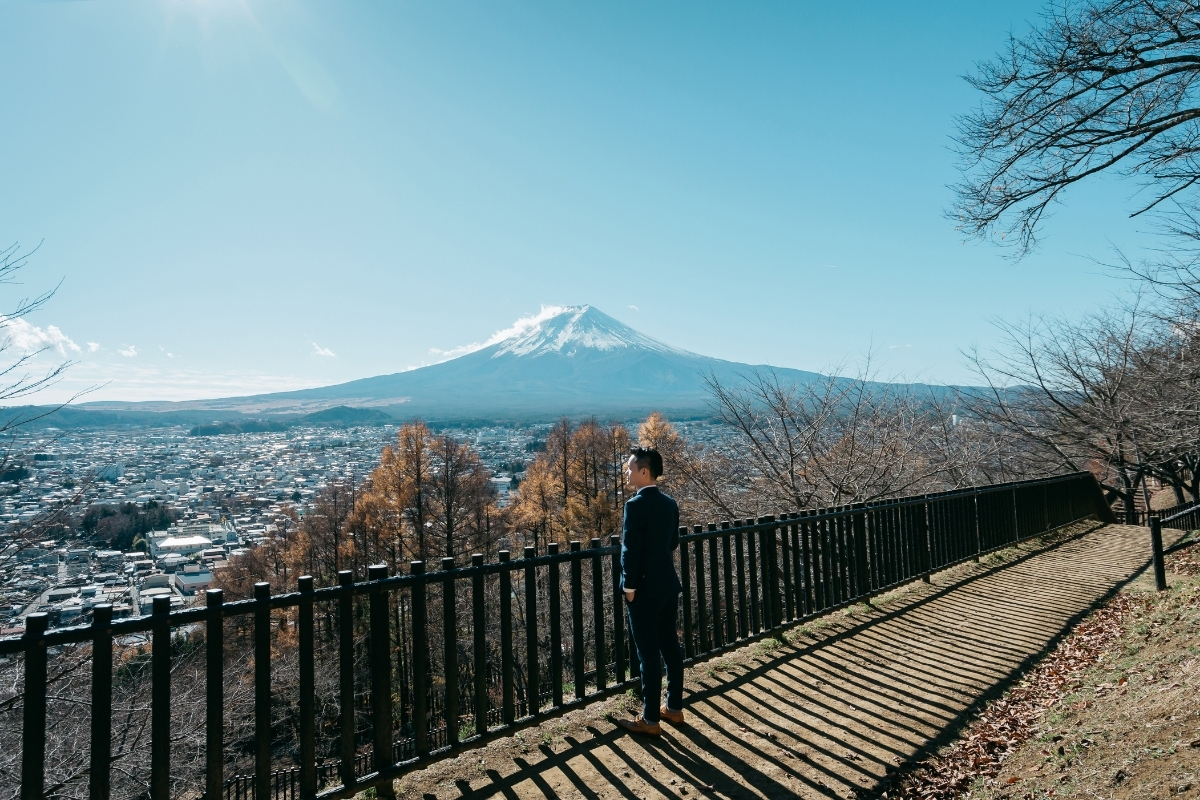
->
[[564, 419, 629, 540], [510, 417, 631, 546], [350, 421, 502, 567]]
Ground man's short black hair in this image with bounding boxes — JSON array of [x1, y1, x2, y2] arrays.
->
[[629, 446, 663, 479]]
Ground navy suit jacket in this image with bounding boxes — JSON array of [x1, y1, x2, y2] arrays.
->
[[620, 485, 682, 601]]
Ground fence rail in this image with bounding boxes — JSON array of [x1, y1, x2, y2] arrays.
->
[[1, 471, 1113, 800]]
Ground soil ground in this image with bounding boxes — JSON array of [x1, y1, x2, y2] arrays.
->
[[390, 522, 1179, 800]]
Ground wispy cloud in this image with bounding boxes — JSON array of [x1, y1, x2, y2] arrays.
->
[[159, 346, 175, 358], [87, 342, 101, 353], [628, 305, 639, 312], [430, 305, 568, 362], [0, 316, 81, 356], [21, 362, 322, 404], [118, 345, 138, 357], [311, 341, 336, 357]]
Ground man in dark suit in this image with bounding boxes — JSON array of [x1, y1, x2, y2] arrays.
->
[[615, 446, 684, 736]]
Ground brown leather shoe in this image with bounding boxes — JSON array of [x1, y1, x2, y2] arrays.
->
[[615, 715, 662, 735], [659, 707, 684, 725]]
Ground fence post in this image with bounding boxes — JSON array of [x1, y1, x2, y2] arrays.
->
[[799, 512, 816, 614], [777, 516, 792, 622], [693, 529, 709, 652], [610, 535, 625, 683], [590, 539, 607, 691], [337, 571, 356, 789], [921, 500, 932, 583], [298, 577, 316, 800], [769, 516, 783, 628], [770, 516, 784, 627], [498, 552, 515, 725], [680, 529, 693, 657], [411, 561, 430, 756], [1150, 517, 1168, 592], [205, 589, 224, 800], [570, 541, 586, 699], [442, 557, 459, 744], [152, 595, 172, 800], [734, 522, 749, 637], [788, 515, 804, 615], [523, 547, 539, 715], [20, 613, 47, 800], [548, 543, 564, 705], [471, 554, 488, 736], [721, 522, 735, 641], [252, 583, 272, 800], [973, 491, 982, 563], [1011, 486, 1020, 542], [747, 521, 761, 632], [1043, 484, 1050, 532], [367, 565, 395, 798], [89, 604, 113, 800], [757, 516, 775, 629], [708, 523, 723, 645]]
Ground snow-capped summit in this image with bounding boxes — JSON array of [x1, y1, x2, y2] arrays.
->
[[102, 305, 826, 418], [488, 305, 687, 358]]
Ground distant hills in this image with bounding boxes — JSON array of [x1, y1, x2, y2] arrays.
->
[[8, 306, 961, 430]]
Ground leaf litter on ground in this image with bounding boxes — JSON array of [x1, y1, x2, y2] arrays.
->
[[887, 594, 1138, 798], [889, 542, 1200, 799]]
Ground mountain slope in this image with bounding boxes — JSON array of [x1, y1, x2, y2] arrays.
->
[[206, 306, 823, 416], [71, 305, 923, 422]]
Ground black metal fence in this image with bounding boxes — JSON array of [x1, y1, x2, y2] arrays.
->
[[2, 471, 1113, 800], [1155, 499, 1200, 532]]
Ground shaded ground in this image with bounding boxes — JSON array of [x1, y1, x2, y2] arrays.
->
[[395, 523, 1172, 800]]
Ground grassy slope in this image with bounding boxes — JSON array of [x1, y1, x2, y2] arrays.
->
[[903, 541, 1200, 800]]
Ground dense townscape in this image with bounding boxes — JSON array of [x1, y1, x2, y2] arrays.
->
[[0, 419, 732, 634], [0, 423, 538, 631]]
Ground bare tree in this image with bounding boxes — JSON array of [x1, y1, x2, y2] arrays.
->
[[638, 411, 759, 524], [963, 299, 1200, 520], [0, 242, 96, 571], [702, 362, 965, 513], [427, 432, 495, 558], [953, 0, 1200, 256]]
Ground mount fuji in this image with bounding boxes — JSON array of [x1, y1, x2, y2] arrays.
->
[[73, 305, 826, 422], [203, 304, 824, 419]]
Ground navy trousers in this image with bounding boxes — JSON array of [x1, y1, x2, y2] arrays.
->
[[626, 591, 684, 723]]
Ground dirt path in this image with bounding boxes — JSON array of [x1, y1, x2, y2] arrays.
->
[[397, 524, 1173, 800]]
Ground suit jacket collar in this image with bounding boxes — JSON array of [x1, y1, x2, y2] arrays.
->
[[636, 485, 660, 496]]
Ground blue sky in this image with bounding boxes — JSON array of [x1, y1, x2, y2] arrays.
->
[[0, 1, 1157, 402]]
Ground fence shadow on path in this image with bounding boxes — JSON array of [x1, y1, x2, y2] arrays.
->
[[414, 523, 1165, 800]]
